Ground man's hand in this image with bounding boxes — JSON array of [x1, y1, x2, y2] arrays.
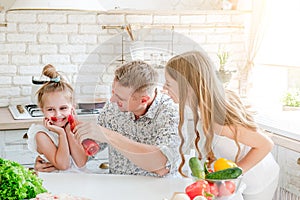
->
[[34, 155, 57, 172], [74, 121, 107, 143]]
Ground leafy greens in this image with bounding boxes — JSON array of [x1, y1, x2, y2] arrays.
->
[[0, 158, 47, 199]]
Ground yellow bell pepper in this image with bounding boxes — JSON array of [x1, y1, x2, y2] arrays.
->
[[213, 158, 237, 172]]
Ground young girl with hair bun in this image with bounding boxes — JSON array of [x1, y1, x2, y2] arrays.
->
[[27, 64, 88, 172]]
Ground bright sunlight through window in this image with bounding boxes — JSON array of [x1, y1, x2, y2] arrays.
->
[[249, 0, 300, 114]]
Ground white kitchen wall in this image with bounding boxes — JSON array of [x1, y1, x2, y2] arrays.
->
[[0, 9, 250, 106]]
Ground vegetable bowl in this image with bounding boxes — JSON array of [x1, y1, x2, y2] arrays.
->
[[188, 175, 243, 200], [185, 157, 244, 200]]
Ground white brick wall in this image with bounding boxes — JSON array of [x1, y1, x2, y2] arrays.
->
[[0, 32, 5, 42], [59, 44, 86, 54], [0, 10, 250, 107], [7, 33, 36, 42], [153, 15, 180, 24], [98, 14, 125, 25], [0, 13, 5, 22], [68, 15, 97, 24], [19, 24, 48, 33], [0, 65, 16, 74], [80, 25, 101, 34], [0, 76, 12, 84], [126, 15, 153, 24], [0, 55, 8, 64], [38, 34, 68, 44], [11, 55, 40, 65], [50, 24, 78, 33], [37, 14, 67, 23], [0, 44, 26, 53], [28, 44, 58, 54], [13, 76, 32, 85], [42, 54, 70, 64], [19, 66, 42, 75], [180, 15, 206, 24], [6, 13, 37, 23], [69, 35, 97, 44]]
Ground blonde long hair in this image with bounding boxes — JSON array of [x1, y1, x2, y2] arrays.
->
[[165, 51, 257, 177]]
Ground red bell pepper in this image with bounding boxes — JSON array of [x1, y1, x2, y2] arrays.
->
[[67, 114, 77, 132], [185, 180, 210, 200], [67, 114, 100, 156]]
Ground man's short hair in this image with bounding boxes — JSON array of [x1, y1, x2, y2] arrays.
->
[[114, 60, 158, 94]]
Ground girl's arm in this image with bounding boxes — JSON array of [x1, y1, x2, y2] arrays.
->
[[65, 124, 88, 168], [35, 129, 71, 170], [34, 155, 57, 172], [221, 125, 274, 173]]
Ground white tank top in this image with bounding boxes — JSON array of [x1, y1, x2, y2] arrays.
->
[[192, 123, 279, 195], [27, 124, 88, 173], [212, 134, 279, 194]]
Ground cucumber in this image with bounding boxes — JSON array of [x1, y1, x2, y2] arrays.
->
[[189, 157, 205, 179], [205, 167, 242, 180], [204, 161, 210, 175]]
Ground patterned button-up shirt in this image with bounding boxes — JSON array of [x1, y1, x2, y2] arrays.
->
[[97, 90, 180, 177]]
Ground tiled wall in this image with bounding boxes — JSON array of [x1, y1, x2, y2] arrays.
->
[[0, 10, 250, 106]]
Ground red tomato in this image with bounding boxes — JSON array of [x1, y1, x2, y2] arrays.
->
[[208, 182, 219, 197], [218, 182, 231, 197], [185, 180, 210, 200], [218, 181, 236, 197], [225, 181, 236, 194]]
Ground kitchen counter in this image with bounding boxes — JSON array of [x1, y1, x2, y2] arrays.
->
[[0, 107, 97, 130], [254, 111, 300, 153], [38, 173, 193, 200]]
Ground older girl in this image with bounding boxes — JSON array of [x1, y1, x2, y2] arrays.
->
[[163, 51, 279, 200]]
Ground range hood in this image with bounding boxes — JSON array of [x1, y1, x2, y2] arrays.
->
[[8, 0, 106, 12]]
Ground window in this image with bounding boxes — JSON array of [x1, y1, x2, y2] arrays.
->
[[249, 0, 300, 113]]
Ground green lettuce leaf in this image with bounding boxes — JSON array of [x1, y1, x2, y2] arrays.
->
[[0, 158, 47, 199]]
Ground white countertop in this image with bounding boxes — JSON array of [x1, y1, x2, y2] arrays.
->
[[255, 111, 300, 141], [38, 173, 193, 200]]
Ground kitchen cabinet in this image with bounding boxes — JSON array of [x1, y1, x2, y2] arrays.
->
[[272, 144, 300, 200], [0, 129, 36, 168], [0, 129, 109, 173]]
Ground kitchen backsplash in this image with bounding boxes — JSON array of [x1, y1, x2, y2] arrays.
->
[[0, 10, 250, 106]]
